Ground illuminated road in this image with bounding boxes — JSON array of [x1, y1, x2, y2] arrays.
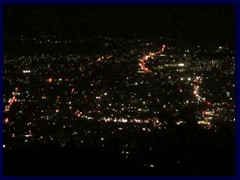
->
[[4, 87, 19, 113], [193, 76, 217, 107], [139, 44, 166, 73], [4, 87, 19, 124]]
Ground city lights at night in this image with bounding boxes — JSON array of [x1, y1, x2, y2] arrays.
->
[[3, 4, 235, 176]]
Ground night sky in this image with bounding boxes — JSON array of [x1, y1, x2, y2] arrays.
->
[[4, 5, 235, 43]]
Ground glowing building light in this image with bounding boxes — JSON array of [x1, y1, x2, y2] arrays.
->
[[178, 63, 185, 67]]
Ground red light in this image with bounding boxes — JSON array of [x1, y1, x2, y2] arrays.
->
[[4, 118, 9, 124], [48, 78, 53, 83]]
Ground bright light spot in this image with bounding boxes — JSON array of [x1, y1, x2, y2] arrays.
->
[[4, 118, 9, 124], [47, 78, 53, 83], [178, 63, 185, 67], [188, 78, 191, 81], [23, 70, 31, 74]]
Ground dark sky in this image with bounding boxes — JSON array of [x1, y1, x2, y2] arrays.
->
[[4, 5, 235, 43]]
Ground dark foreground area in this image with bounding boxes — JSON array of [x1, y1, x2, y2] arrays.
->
[[4, 126, 235, 176]]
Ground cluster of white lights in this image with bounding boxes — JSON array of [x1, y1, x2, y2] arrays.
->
[[23, 70, 31, 73]]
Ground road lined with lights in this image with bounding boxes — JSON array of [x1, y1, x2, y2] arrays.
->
[[193, 76, 217, 107], [4, 87, 19, 113], [4, 87, 19, 124], [139, 44, 166, 73]]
